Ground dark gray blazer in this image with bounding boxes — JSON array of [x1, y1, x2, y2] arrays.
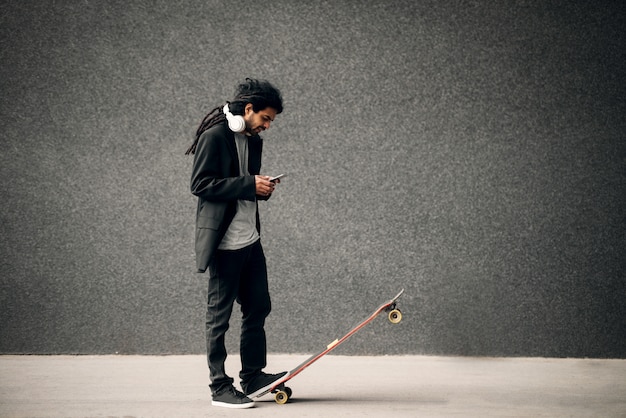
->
[[190, 122, 267, 273]]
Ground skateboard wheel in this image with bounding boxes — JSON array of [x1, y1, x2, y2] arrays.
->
[[275, 390, 289, 404], [388, 309, 402, 324], [284, 386, 293, 398]]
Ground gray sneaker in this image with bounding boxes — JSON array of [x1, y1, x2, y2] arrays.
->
[[211, 386, 254, 409]]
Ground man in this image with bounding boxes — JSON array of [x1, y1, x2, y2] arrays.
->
[[185, 78, 286, 409]]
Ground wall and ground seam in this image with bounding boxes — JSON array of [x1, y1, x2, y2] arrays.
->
[[1, 1, 624, 358]]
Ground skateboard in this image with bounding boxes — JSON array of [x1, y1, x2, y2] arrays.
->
[[254, 288, 405, 404]]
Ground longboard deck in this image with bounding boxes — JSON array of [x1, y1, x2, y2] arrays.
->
[[253, 289, 405, 402]]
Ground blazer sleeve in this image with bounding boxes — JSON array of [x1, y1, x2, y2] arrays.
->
[[190, 127, 257, 202]]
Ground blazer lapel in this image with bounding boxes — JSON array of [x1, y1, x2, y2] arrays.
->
[[223, 128, 239, 174], [247, 135, 263, 175]]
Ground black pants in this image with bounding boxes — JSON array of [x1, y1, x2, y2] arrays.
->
[[206, 240, 271, 393]]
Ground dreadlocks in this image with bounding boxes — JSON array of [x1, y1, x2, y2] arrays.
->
[[185, 78, 283, 156], [185, 106, 224, 155]]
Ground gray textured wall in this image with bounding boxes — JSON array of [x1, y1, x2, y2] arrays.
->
[[1, 1, 624, 358]]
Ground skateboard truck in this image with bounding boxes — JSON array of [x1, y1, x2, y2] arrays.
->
[[386, 302, 402, 324], [272, 385, 292, 405]]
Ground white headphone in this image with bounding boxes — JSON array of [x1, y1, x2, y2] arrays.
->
[[223, 104, 246, 133]]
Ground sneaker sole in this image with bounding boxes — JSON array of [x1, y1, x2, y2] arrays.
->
[[211, 400, 255, 409]]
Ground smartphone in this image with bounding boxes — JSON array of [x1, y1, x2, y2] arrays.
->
[[269, 174, 285, 182]]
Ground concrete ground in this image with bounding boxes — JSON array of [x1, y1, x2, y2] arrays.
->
[[0, 354, 624, 418]]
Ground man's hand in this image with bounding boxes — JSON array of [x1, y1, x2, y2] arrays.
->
[[255, 175, 276, 197]]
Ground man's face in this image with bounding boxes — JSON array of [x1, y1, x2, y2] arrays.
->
[[243, 103, 277, 135]]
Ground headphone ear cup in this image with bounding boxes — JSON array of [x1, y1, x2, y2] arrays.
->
[[223, 104, 246, 133]]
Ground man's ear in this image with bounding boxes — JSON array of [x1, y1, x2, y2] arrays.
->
[[244, 103, 254, 116]]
